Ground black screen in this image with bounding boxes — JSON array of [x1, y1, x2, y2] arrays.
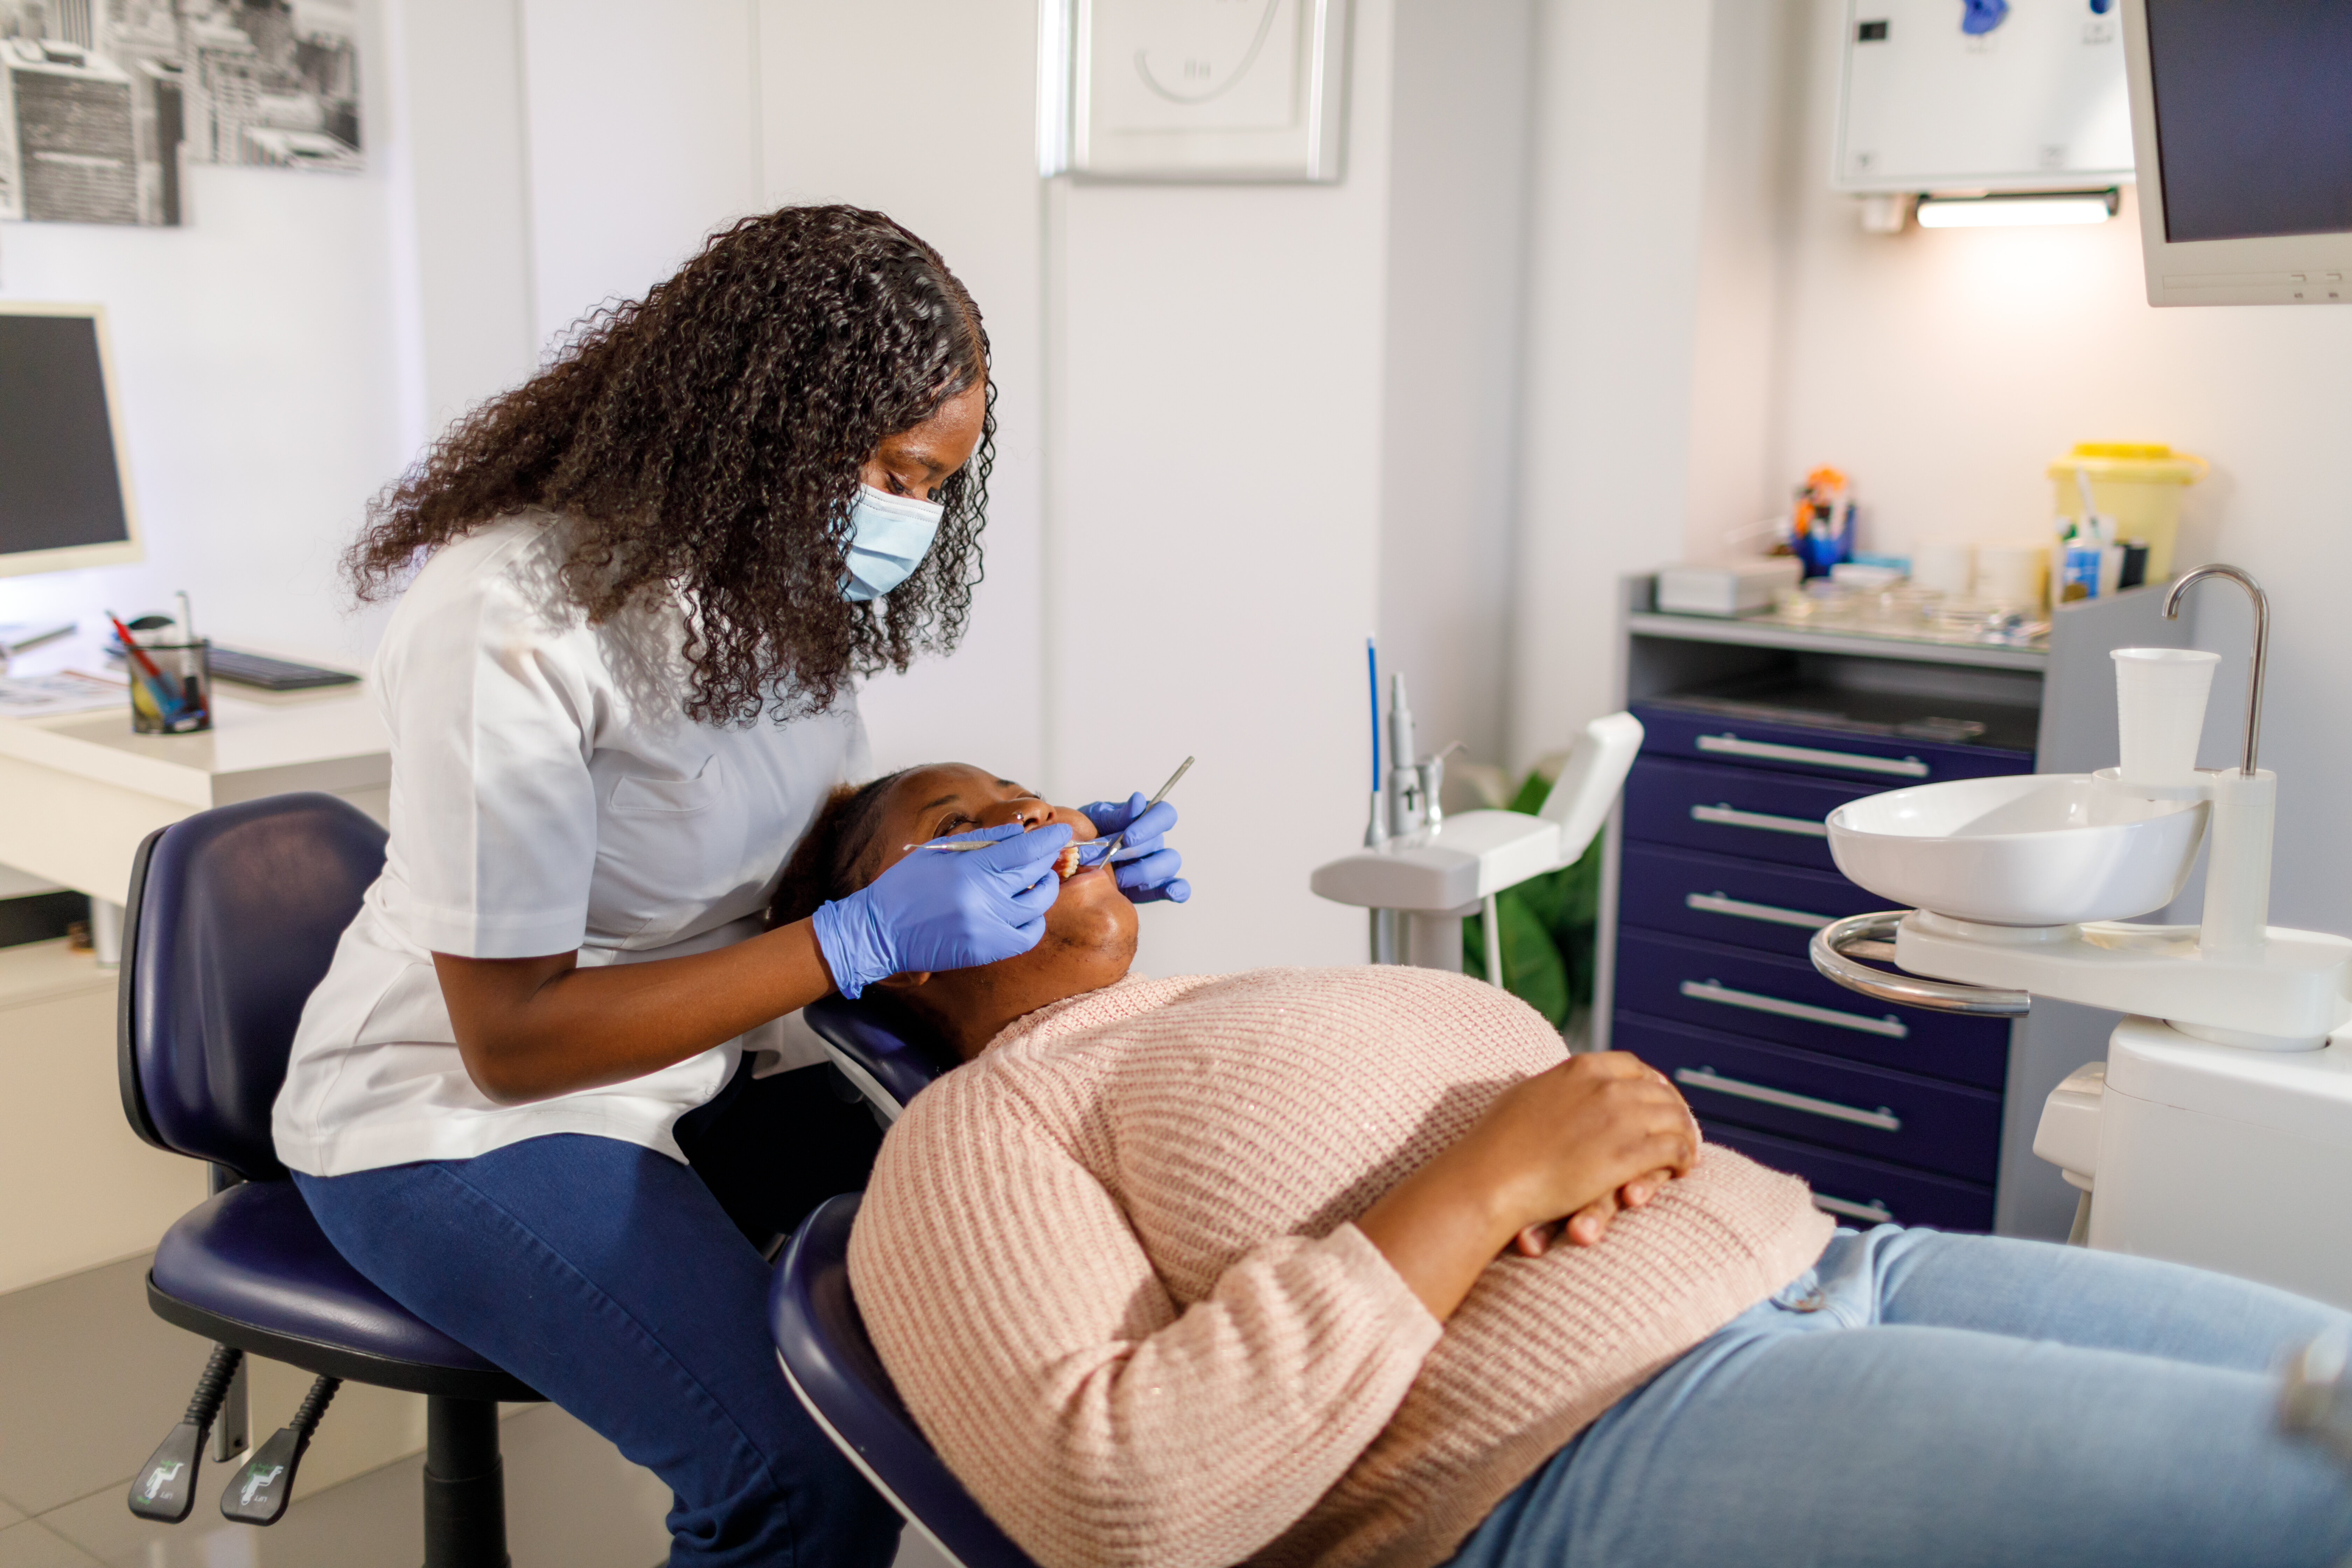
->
[[2147, 0, 2352, 243], [0, 313, 131, 557]]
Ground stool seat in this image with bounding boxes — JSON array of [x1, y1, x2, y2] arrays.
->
[[150, 1180, 536, 1404]]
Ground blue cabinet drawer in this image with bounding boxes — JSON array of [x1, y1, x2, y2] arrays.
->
[[1621, 757, 1874, 872], [1699, 1120, 1996, 1232], [1631, 702, 2034, 785], [1614, 1014, 2003, 1183], [1619, 843, 1884, 959], [1614, 928, 2009, 1088]]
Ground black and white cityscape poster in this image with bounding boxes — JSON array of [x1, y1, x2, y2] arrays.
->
[[0, 0, 363, 228]]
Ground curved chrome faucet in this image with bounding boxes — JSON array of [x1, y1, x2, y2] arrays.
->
[[2164, 564, 2269, 777]]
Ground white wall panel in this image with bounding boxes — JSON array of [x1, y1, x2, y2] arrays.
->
[[1508, 0, 1717, 768], [1046, 0, 1399, 975], [756, 0, 1046, 788], [517, 0, 763, 348], [1374, 0, 1536, 774]]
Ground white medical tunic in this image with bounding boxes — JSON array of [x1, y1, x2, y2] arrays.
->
[[273, 514, 870, 1177]]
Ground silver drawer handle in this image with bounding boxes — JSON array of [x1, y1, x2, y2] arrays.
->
[[1812, 1193, 1894, 1224], [1673, 1066, 1903, 1132], [1689, 803, 1829, 838], [1697, 733, 1929, 778], [1686, 892, 1834, 930], [1679, 979, 1909, 1038]]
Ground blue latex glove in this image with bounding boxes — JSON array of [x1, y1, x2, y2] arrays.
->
[[1079, 794, 1190, 905], [810, 820, 1071, 998]]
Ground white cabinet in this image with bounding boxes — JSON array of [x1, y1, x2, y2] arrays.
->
[[1834, 0, 2135, 192]]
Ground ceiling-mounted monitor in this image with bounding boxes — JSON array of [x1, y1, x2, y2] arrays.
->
[[0, 301, 142, 577], [2124, 0, 2352, 306]]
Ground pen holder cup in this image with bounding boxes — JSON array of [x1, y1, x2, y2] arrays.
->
[[2113, 646, 2218, 787], [127, 638, 213, 735]]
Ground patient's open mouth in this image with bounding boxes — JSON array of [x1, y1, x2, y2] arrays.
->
[[1059, 839, 1116, 881]]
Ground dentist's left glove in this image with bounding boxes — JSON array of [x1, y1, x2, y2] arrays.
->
[[810, 820, 1072, 998], [1079, 794, 1190, 904]]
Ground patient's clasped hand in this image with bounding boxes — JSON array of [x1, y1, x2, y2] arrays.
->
[[771, 766, 2352, 1568]]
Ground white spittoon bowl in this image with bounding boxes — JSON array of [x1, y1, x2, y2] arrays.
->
[[1825, 774, 2207, 927]]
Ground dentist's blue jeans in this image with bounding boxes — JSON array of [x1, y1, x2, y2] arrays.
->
[[292, 1064, 897, 1568], [1446, 1226, 2352, 1568]]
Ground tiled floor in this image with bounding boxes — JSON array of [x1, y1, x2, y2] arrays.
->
[[0, 1254, 951, 1568]]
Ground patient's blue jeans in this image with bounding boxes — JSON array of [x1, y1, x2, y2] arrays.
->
[[292, 1065, 898, 1568], [1444, 1226, 2352, 1568]]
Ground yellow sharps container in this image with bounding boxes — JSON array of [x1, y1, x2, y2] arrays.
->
[[2047, 443, 2208, 582]]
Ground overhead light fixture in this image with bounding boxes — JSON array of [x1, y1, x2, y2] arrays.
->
[[1915, 189, 2121, 229]]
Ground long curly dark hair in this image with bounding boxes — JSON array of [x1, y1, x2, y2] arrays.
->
[[346, 205, 994, 724]]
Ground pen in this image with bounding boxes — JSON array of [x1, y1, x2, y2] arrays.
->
[[107, 610, 183, 720]]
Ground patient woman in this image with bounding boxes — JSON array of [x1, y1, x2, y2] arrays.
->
[[771, 765, 2352, 1568]]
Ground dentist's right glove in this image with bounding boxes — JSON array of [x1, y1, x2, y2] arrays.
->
[[810, 821, 1072, 998]]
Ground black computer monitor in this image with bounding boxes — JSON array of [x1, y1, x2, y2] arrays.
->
[[2125, 0, 2352, 306], [0, 302, 142, 578]]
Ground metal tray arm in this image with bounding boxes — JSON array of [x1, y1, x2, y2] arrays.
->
[[1809, 911, 2032, 1018]]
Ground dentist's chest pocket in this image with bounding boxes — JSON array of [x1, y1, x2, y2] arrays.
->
[[608, 757, 728, 817], [592, 756, 766, 939]]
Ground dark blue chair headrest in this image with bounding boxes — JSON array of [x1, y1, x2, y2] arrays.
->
[[802, 994, 961, 1121], [771, 1194, 1038, 1568], [119, 792, 386, 1180]]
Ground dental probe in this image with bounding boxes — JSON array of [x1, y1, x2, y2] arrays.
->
[[1099, 755, 1195, 860], [900, 757, 1194, 859]]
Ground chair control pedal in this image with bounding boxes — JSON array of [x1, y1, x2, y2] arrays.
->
[[127, 1344, 245, 1524], [219, 1373, 339, 1527], [128, 1421, 205, 1522], [219, 1423, 308, 1526]]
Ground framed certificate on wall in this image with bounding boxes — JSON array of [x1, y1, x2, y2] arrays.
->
[[1040, 0, 1352, 182]]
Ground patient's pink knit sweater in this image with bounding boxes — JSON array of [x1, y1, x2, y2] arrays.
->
[[848, 967, 1833, 1568]]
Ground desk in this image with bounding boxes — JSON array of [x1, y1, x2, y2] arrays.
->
[[0, 682, 390, 915]]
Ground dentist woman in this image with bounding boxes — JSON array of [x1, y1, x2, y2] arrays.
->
[[272, 206, 1185, 1568]]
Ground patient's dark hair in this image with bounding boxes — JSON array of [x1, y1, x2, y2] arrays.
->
[[769, 770, 910, 927]]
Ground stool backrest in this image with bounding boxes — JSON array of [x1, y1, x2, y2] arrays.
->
[[770, 1194, 1038, 1568], [118, 793, 387, 1181]]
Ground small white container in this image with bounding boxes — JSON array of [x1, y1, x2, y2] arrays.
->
[[2113, 647, 2220, 787], [1656, 558, 1801, 617], [1975, 542, 2048, 607], [1911, 540, 1975, 595]]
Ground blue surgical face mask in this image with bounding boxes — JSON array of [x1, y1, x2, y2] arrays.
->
[[841, 484, 944, 602]]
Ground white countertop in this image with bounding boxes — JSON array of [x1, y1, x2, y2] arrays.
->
[[0, 684, 389, 807], [0, 631, 391, 901]]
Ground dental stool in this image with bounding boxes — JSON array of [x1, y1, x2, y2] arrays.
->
[[771, 1192, 1038, 1568], [803, 993, 959, 1123], [117, 793, 539, 1565]]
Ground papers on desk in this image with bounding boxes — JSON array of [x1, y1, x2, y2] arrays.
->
[[0, 669, 128, 720]]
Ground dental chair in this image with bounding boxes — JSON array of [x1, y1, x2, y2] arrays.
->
[[770, 1191, 1038, 1568], [780, 999, 1037, 1564], [117, 792, 539, 1566], [802, 992, 958, 1124]]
